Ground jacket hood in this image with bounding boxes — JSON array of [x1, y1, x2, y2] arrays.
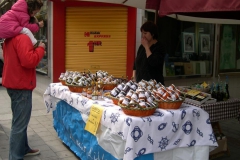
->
[[11, 0, 28, 14]]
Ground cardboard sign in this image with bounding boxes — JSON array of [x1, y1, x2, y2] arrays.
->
[[85, 104, 103, 135], [201, 81, 208, 88], [187, 89, 201, 97]]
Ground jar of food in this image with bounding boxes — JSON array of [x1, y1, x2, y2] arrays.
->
[[126, 90, 134, 98], [130, 83, 138, 91], [147, 96, 154, 103], [131, 93, 138, 101], [157, 87, 166, 96], [138, 91, 146, 100], [139, 101, 147, 108], [162, 91, 170, 100], [126, 81, 133, 87], [82, 88, 87, 97], [148, 79, 155, 86], [145, 90, 151, 98], [122, 85, 131, 93], [129, 99, 137, 104], [87, 88, 93, 99], [119, 96, 125, 104], [91, 87, 99, 100], [110, 87, 120, 97], [146, 85, 153, 90], [117, 91, 126, 98], [117, 83, 124, 91], [122, 97, 131, 106], [168, 84, 176, 91]]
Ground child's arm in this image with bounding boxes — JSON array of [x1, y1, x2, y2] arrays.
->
[[20, 15, 41, 33]]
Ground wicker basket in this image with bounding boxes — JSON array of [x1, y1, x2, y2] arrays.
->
[[103, 84, 117, 90], [59, 78, 66, 86], [66, 84, 88, 93], [104, 92, 119, 105], [118, 102, 157, 117], [158, 98, 184, 109]]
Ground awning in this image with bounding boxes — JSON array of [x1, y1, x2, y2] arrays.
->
[[51, 0, 240, 22], [167, 14, 240, 24], [158, 0, 240, 20], [158, 0, 240, 23]]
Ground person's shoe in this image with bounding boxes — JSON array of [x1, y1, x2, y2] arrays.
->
[[24, 149, 40, 156]]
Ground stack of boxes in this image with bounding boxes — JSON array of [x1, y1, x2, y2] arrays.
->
[[209, 122, 230, 159]]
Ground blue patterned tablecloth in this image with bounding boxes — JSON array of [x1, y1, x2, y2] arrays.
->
[[43, 83, 218, 160]]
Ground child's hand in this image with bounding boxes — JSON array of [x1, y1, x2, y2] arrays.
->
[[38, 20, 44, 28], [38, 41, 45, 49]]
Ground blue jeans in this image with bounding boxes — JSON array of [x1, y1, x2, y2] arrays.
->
[[7, 89, 32, 160]]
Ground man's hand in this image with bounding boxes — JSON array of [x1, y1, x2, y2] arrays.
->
[[38, 20, 44, 28], [38, 41, 46, 49]]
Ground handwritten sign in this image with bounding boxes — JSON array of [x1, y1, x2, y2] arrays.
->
[[85, 104, 103, 135]]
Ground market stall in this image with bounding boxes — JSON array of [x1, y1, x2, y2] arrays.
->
[[43, 82, 218, 160]]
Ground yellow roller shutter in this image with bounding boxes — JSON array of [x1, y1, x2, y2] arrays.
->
[[65, 7, 127, 77]]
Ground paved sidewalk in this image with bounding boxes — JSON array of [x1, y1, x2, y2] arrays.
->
[[0, 74, 240, 160], [0, 85, 80, 160]]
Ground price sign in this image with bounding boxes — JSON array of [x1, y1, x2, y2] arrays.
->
[[201, 81, 208, 88], [85, 104, 103, 135], [187, 90, 201, 97]]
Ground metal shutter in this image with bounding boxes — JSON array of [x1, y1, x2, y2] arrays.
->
[[66, 7, 127, 77]]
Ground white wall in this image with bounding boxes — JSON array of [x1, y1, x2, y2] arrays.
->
[[135, 9, 146, 57]]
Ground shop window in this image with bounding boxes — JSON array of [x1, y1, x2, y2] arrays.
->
[[157, 16, 214, 77], [34, 0, 48, 74], [219, 24, 240, 72]]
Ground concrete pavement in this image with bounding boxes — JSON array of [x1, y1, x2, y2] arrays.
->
[[0, 80, 80, 160], [0, 74, 240, 160]]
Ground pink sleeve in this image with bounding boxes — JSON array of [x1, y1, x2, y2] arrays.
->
[[18, 13, 40, 33]]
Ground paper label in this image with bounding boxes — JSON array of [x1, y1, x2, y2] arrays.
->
[[196, 95, 205, 100], [85, 104, 103, 135]]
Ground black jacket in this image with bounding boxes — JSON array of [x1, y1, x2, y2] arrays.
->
[[133, 41, 166, 84]]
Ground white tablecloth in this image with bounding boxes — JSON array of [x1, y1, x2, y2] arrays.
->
[[43, 83, 218, 160]]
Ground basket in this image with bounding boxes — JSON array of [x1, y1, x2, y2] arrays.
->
[[103, 92, 119, 105], [66, 84, 88, 93], [103, 83, 117, 90], [118, 102, 157, 117], [158, 98, 184, 109], [59, 78, 66, 86]]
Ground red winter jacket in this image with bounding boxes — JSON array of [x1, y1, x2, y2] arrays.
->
[[0, 0, 39, 39], [2, 34, 45, 90]]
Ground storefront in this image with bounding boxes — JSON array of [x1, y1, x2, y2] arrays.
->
[[49, 0, 136, 82], [1, 0, 240, 82], [147, 14, 240, 78]]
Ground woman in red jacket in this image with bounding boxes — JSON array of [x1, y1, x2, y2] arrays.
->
[[0, 0, 44, 45]]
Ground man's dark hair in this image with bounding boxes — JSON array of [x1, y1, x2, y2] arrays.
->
[[140, 21, 159, 39]]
